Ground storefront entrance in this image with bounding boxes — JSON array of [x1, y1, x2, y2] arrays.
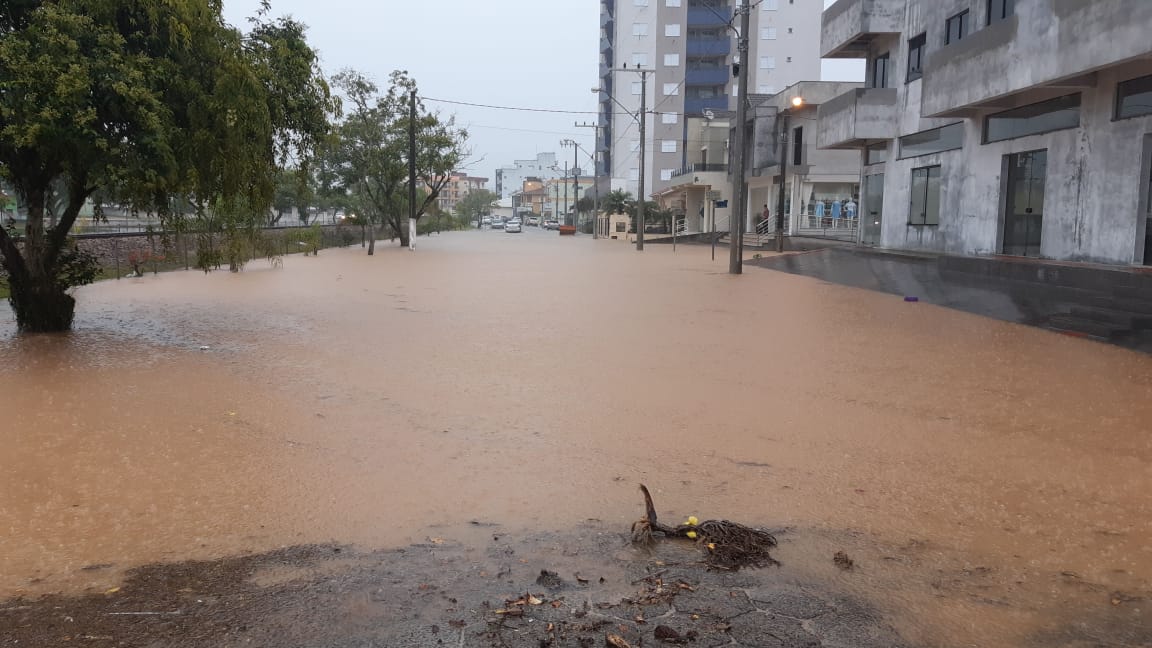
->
[[861, 174, 884, 246], [1002, 150, 1048, 258]]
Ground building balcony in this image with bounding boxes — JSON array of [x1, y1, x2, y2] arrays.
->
[[685, 96, 729, 116], [921, 1, 1152, 118], [671, 163, 728, 179], [820, 0, 904, 59], [686, 38, 730, 57], [686, 67, 729, 86], [816, 87, 897, 149], [687, 7, 731, 27]]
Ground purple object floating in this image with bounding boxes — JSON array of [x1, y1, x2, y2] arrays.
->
[[904, 296, 919, 302]]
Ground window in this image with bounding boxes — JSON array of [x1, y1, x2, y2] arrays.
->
[[759, 56, 776, 69], [634, 0, 648, 5], [987, 0, 1014, 25], [632, 53, 648, 67], [761, 27, 777, 40], [788, 27, 793, 34], [663, 53, 680, 66], [662, 112, 678, 124], [661, 140, 677, 153], [899, 123, 964, 158], [1116, 74, 1152, 120], [630, 139, 640, 152], [663, 83, 680, 96], [666, 0, 681, 5], [870, 52, 890, 88], [629, 169, 640, 181], [762, 0, 778, 9], [632, 23, 648, 36], [732, 83, 738, 96], [945, 10, 969, 44], [616, 221, 626, 232], [757, 84, 775, 95], [909, 166, 942, 226], [906, 33, 926, 82], [984, 94, 1081, 143], [631, 81, 642, 95], [665, 23, 681, 37], [660, 169, 675, 181], [792, 127, 803, 166], [865, 143, 888, 165]]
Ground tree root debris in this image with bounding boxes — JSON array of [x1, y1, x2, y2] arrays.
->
[[630, 484, 780, 570]]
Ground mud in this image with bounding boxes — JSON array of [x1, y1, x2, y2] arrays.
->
[[2, 230, 1151, 646]]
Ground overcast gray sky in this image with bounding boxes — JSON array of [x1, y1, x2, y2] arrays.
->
[[222, 0, 863, 185]]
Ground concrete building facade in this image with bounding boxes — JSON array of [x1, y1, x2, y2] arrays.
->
[[598, 0, 824, 203], [431, 172, 488, 214], [818, 0, 1152, 265]]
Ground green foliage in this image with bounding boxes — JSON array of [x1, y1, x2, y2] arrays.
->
[[603, 189, 633, 216], [326, 68, 469, 249], [454, 189, 498, 221], [0, 0, 336, 330]]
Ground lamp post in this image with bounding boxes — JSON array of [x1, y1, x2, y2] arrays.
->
[[775, 96, 804, 253], [601, 64, 649, 251]]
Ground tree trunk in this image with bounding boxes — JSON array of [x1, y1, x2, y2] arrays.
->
[[8, 277, 76, 333], [367, 225, 376, 255], [397, 221, 410, 248]]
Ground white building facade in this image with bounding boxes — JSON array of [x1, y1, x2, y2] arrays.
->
[[598, 0, 824, 202], [494, 152, 561, 200], [819, 0, 1152, 265]]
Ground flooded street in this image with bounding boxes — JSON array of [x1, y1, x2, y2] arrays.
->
[[2, 229, 1150, 647]]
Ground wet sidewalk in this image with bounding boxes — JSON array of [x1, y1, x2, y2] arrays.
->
[[750, 247, 1152, 352]]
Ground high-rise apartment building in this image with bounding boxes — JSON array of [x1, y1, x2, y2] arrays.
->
[[597, 0, 822, 200], [494, 152, 561, 200]]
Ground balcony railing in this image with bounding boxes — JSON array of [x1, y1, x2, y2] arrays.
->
[[686, 38, 731, 57], [687, 7, 731, 26], [686, 67, 730, 86], [684, 96, 728, 115], [671, 163, 728, 179]]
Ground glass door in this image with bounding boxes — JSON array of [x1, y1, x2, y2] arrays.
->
[[1143, 137, 1152, 265], [1002, 150, 1047, 257], [861, 173, 884, 246]]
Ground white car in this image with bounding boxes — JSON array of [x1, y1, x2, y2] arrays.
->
[[491, 219, 505, 229], [505, 221, 522, 233]]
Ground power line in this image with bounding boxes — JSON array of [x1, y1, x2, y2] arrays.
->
[[422, 95, 700, 120]]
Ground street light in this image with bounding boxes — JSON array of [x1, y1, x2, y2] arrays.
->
[[775, 95, 805, 253], [594, 66, 649, 251]]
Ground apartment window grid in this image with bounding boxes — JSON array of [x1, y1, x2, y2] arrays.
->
[[632, 53, 648, 67], [906, 33, 926, 83], [909, 165, 942, 226], [631, 81, 642, 95], [662, 112, 678, 124], [660, 169, 675, 181], [634, 0, 648, 5], [661, 140, 678, 153], [759, 56, 776, 70], [663, 53, 680, 66], [663, 83, 680, 96], [666, 0, 681, 5], [945, 10, 969, 44], [632, 23, 648, 37], [665, 23, 681, 37], [761, 27, 777, 40], [762, 0, 778, 9]]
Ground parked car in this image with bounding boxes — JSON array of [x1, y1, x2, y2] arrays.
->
[[481, 217, 492, 226], [505, 221, 522, 233], [544, 219, 559, 230], [491, 219, 505, 229], [526, 216, 540, 226]]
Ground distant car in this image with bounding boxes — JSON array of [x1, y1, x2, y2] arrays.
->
[[526, 216, 540, 226], [544, 219, 559, 230], [505, 221, 522, 233], [491, 219, 505, 229], [481, 217, 492, 226]]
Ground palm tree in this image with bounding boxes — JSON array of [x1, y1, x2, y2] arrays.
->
[[602, 189, 633, 216]]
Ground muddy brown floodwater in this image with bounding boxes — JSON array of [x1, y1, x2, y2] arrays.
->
[[2, 229, 1151, 647]]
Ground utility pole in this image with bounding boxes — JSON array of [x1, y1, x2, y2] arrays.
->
[[408, 89, 417, 251], [575, 122, 603, 238], [729, 0, 751, 274], [572, 144, 580, 230], [563, 160, 569, 225]]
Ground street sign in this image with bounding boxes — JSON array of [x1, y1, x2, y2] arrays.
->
[[715, 200, 728, 208]]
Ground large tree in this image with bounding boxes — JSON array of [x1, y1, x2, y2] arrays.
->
[[327, 69, 468, 252], [0, 0, 335, 331], [454, 188, 498, 228]]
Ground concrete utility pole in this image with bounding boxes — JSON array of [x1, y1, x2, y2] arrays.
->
[[408, 89, 417, 251], [575, 122, 602, 238], [729, 0, 751, 274]]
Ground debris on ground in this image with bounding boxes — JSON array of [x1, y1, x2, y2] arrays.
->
[[834, 551, 855, 571], [535, 569, 566, 590], [630, 484, 780, 570]]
